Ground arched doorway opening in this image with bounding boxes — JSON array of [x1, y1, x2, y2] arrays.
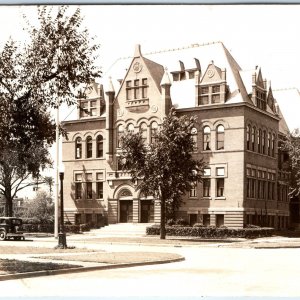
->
[[140, 193, 154, 223], [118, 189, 133, 223]]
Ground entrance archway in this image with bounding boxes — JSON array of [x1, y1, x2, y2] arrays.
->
[[118, 189, 133, 223]]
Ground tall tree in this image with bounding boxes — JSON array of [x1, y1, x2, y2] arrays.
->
[[0, 6, 101, 216], [282, 129, 300, 196], [120, 108, 205, 239]]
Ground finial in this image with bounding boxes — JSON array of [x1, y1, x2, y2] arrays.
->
[[107, 76, 115, 93], [160, 67, 172, 86], [134, 44, 142, 58]]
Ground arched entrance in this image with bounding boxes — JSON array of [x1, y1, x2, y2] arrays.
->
[[118, 189, 133, 223], [140, 193, 154, 223]]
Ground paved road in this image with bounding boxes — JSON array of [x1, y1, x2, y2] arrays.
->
[[1, 241, 300, 297]]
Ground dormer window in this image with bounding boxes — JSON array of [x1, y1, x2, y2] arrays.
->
[[126, 78, 148, 101], [212, 85, 220, 104], [199, 86, 209, 105], [79, 100, 100, 118], [256, 89, 267, 110]]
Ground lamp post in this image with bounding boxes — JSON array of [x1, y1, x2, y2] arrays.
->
[[58, 170, 67, 248]]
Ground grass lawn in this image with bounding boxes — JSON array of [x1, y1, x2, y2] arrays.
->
[[36, 252, 183, 264], [0, 246, 97, 254], [0, 259, 81, 275]]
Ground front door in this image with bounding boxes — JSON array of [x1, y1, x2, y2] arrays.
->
[[140, 200, 154, 223], [119, 200, 133, 223]]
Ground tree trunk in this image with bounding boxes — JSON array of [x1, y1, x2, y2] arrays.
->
[[160, 196, 166, 239], [5, 197, 13, 217]]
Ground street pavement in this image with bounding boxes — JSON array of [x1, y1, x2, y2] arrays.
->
[[1, 234, 300, 297]]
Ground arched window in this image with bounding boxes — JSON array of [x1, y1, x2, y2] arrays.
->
[[262, 130, 266, 154], [272, 133, 276, 157], [246, 125, 251, 150], [267, 132, 271, 156], [86, 136, 93, 158], [140, 122, 148, 144], [117, 125, 124, 148], [75, 137, 82, 159], [203, 126, 211, 151], [216, 125, 224, 150], [96, 135, 103, 158], [257, 129, 262, 153], [127, 123, 135, 133], [251, 127, 256, 151], [191, 127, 198, 152], [150, 122, 158, 144]]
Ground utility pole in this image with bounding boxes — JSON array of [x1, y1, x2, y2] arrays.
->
[[54, 103, 59, 239]]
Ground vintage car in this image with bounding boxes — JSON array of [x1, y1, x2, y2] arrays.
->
[[0, 217, 25, 241]]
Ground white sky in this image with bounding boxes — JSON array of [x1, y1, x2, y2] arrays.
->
[[1, 4, 300, 197]]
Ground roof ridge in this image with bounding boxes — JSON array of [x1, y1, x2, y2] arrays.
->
[[143, 41, 223, 56], [107, 41, 224, 66], [273, 87, 299, 91]]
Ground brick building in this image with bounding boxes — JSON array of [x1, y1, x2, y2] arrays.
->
[[62, 42, 290, 229]]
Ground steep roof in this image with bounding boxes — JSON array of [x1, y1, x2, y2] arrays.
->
[[273, 88, 300, 133], [103, 42, 253, 109]]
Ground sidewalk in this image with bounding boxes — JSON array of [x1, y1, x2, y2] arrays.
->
[[0, 238, 184, 281]]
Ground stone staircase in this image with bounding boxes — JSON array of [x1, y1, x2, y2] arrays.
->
[[83, 223, 155, 237]]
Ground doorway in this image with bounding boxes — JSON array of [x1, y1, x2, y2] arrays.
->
[[119, 200, 133, 223], [140, 200, 154, 223]]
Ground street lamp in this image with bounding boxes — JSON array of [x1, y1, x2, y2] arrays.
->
[[58, 167, 67, 248]]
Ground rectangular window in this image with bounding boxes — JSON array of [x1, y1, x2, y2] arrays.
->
[[204, 168, 211, 176], [203, 179, 211, 197], [189, 184, 197, 198], [203, 214, 210, 226], [80, 101, 89, 117], [75, 174, 82, 200], [90, 100, 97, 116], [86, 182, 93, 200], [134, 87, 139, 99], [212, 85, 220, 93], [75, 183, 82, 200], [134, 79, 139, 86], [199, 95, 209, 105], [216, 214, 224, 227], [97, 182, 103, 199], [96, 172, 104, 181], [216, 167, 225, 176], [212, 94, 220, 103], [216, 178, 224, 197], [142, 78, 147, 85], [200, 87, 209, 94]]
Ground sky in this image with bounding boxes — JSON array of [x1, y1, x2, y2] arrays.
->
[[0, 4, 300, 197]]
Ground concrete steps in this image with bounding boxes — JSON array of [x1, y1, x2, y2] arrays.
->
[[84, 223, 154, 237]]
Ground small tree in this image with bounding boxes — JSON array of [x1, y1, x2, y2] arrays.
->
[[23, 191, 54, 224], [0, 6, 101, 216], [282, 129, 300, 196], [120, 108, 205, 239]]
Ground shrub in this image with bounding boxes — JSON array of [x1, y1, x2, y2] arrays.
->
[[146, 225, 274, 239], [65, 225, 80, 234], [79, 223, 90, 232], [175, 218, 189, 226], [166, 219, 175, 226]]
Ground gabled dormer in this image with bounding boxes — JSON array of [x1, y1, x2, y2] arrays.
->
[[77, 81, 105, 119], [251, 67, 267, 111], [197, 61, 227, 106], [116, 44, 164, 113]]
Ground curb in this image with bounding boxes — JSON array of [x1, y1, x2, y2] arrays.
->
[[0, 256, 185, 281]]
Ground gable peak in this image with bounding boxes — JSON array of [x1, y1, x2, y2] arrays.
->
[[134, 44, 142, 58]]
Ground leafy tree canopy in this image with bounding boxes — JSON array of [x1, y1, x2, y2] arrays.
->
[[120, 108, 205, 239], [282, 129, 300, 196], [0, 6, 101, 216]]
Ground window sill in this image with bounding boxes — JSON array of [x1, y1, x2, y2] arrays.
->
[[202, 197, 212, 200], [189, 197, 198, 199], [215, 197, 226, 200]]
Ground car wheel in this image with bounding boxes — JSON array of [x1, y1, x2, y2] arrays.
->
[[0, 231, 6, 241]]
